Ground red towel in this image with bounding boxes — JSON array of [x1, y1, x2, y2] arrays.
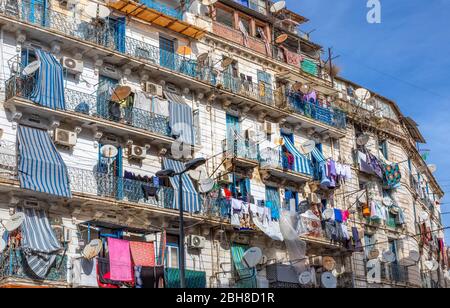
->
[[108, 238, 133, 282], [130, 241, 155, 267]]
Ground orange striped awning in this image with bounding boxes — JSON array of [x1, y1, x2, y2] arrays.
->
[[108, 0, 206, 40]]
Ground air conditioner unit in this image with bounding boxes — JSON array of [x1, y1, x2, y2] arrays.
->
[[129, 145, 146, 160], [100, 64, 121, 80], [54, 128, 77, 147], [61, 56, 84, 75], [144, 82, 163, 97], [187, 235, 206, 249]]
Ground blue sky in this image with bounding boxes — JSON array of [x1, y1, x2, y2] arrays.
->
[[285, 0, 450, 240]]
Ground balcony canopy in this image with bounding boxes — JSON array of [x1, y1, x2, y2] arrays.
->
[[108, 0, 206, 39]]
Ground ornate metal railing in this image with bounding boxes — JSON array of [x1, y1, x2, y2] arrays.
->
[[217, 73, 274, 105], [0, 248, 67, 283], [5, 76, 171, 137], [222, 138, 259, 162], [287, 92, 347, 129]]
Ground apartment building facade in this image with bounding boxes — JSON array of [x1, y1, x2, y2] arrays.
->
[[0, 0, 446, 288]]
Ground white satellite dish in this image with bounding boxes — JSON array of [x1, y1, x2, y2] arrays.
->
[[322, 208, 334, 221], [298, 271, 312, 285], [321, 272, 337, 289], [427, 164, 437, 174], [201, 0, 218, 6], [198, 178, 214, 193], [101, 144, 118, 158], [242, 247, 263, 268], [419, 211, 429, 221], [197, 52, 209, 64], [355, 88, 371, 101], [4, 212, 25, 232], [424, 260, 439, 272], [189, 166, 208, 181], [408, 250, 421, 263], [299, 140, 316, 155], [382, 250, 396, 263], [356, 134, 370, 146], [85, 3, 110, 19], [22, 60, 41, 76], [270, 1, 286, 13]]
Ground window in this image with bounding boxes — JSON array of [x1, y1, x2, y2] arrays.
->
[[216, 7, 234, 28], [166, 244, 179, 268], [379, 139, 388, 160], [255, 24, 266, 40]]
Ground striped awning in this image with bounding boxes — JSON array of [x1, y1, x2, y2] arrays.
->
[[17, 125, 72, 198], [282, 136, 313, 175], [311, 147, 326, 163], [30, 49, 66, 110], [169, 101, 194, 145], [163, 158, 201, 213], [18, 207, 62, 279]]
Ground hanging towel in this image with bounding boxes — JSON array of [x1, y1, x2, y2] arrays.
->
[[72, 257, 99, 288], [30, 49, 66, 110], [169, 101, 194, 145], [18, 207, 62, 279], [279, 45, 303, 67], [334, 208, 343, 223], [133, 90, 152, 112], [107, 238, 133, 282], [130, 241, 155, 267], [152, 97, 170, 117]]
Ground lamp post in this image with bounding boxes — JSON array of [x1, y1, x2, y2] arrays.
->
[[156, 157, 206, 288]]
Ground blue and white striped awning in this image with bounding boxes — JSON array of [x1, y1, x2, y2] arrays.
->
[[282, 136, 313, 176], [29, 49, 66, 110], [17, 125, 72, 198], [18, 207, 62, 279], [311, 147, 327, 163], [169, 101, 194, 145], [163, 158, 201, 213]]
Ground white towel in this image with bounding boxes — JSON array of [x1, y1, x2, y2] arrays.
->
[[72, 257, 99, 288], [232, 198, 243, 211], [133, 90, 152, 112], [152, 97, 169, 117]]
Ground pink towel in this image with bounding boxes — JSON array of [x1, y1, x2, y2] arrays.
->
[[108, 238, 133, 282]]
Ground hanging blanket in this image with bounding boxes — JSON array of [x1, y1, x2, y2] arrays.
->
[[107, 238, 133, 282], [383, 163, 401, 189], [18, 207, 62, 279], [29, 49, 66, 110]]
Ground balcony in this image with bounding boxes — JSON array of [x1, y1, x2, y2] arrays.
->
[[0, 249, 67, 287], [286, 92, 347, 129], [222, 138, 259, 170], [363, 261, 410, 286], [212, 22, 272, 57], [259, 147, 313, 184], [4, 75, 177, 148]]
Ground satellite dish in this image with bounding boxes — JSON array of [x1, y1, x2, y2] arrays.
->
[[22, 60, 40, 76], [382, 250, 396, 263], [198, 178, 214, 193], [82, 239, 103, 260], [298, 271, 312, 285], [355, 88, 371, 101], [111, 85, 132, 102], [0, 230, 7, 253], [427, 164, 437, 173], [270, 1, 286, 13], [408, 250, 420, 263], [424, 260, 439, 272], [419, 211, 429, 221], [101, 144, 118, 158], [242, 247, 263, 268], [368, 249, 380, 260], [197, 53, 209, 64], [299, 140, 316, 155], [177, 46, 192, 56], [382, 197, 393, 207], [356, 134, 370, 146], [85, 3, 110, 19], [322, 256, 336, 271], [292, 82, 304, 92], [4, 212, 25, 232], [201, 0, 218, 6], [321, 272, 337, 288], [188, 166, 208, 181], [275, 34, 289, 44], [221, 57, 234, 69]]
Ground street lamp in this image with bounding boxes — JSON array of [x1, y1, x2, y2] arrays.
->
[[156, 157, 206, 288]]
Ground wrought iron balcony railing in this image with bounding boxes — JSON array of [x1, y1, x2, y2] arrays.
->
[[0, 248, 67, 283], [222, 138, 259, 162], [5, 75, 172, 138], [287, 91, 347, 129]]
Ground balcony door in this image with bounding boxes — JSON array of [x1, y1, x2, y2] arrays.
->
[[97, 75, 119, 120], [159, 36, 176, 70]]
